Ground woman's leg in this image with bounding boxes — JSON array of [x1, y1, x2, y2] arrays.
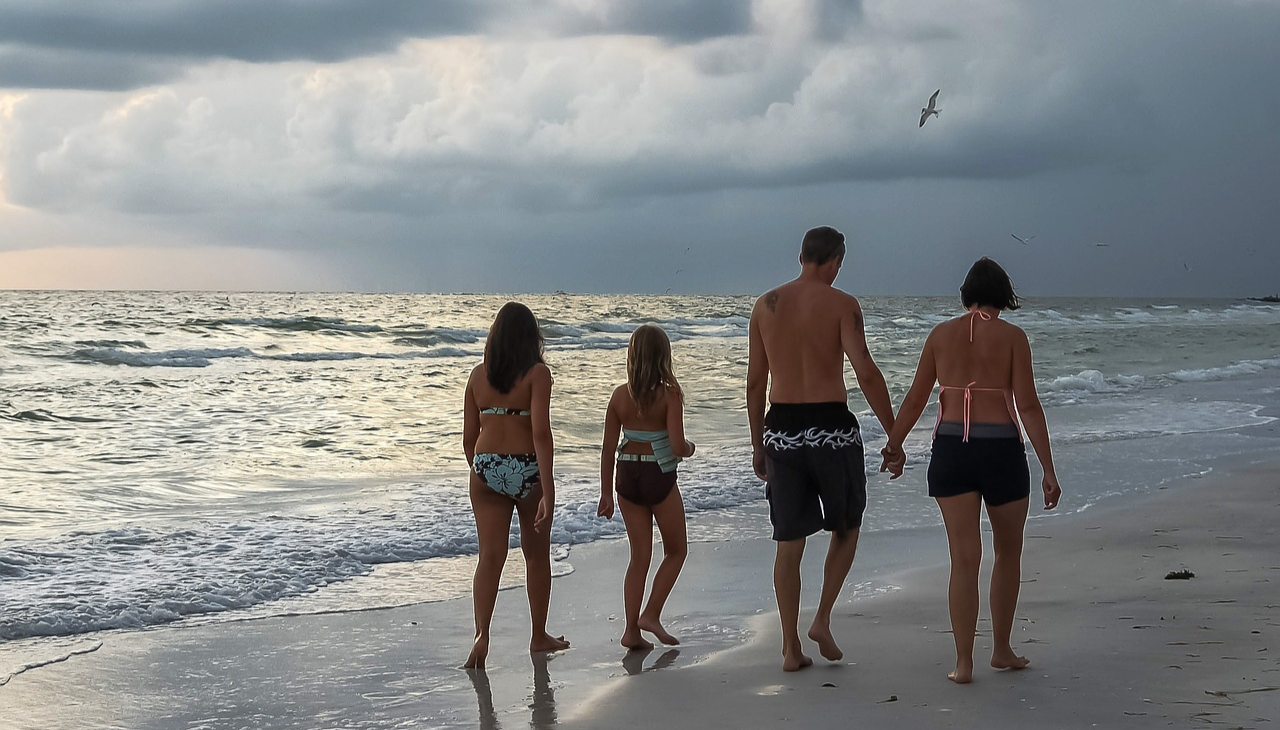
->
[[515, 481, 570, 654], [466, 474, 517, 669], [617, 493, 656, 650], [936, 491, 984, 683], [639, 486, 688, 645], [986, 496, 1030, 670]]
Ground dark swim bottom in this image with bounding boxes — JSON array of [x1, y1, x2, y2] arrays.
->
[[928, 422, 1030, 506], [763, 402, 866, 541], [615, 460, 678, 506]]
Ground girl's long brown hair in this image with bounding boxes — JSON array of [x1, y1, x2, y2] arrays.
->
[[627, 324, 682, 417], [485, 302, 545, 394]]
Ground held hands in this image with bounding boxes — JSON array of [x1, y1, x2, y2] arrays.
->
[[879, 444, 906, 479], [1042, 472, 1062, 511], [596, 492, 615, 520]]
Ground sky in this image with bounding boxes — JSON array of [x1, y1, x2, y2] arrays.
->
[[0, 0, 1277, 296]]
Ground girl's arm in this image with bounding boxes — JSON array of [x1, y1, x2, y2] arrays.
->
[[529, 364, 557, 531], [462, 368, 480, 467], [666, 387, 694, 458], [1011, 328, 1062, 510], [598, 389, 622, 519], [882, 333, 938, 477]]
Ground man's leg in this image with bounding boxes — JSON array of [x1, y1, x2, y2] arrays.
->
[[774, 537, 813, 671], [809, 528, 859, 661]]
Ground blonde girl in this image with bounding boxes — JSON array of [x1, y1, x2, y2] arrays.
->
[[597, 324, 695, 650]]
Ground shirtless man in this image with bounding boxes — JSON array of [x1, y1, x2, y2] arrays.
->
[[747, 225, 896, 672]]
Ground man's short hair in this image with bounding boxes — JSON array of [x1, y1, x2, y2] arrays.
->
[[800, 226, 846, 265]]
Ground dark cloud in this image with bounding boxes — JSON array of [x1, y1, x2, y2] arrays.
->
[[548, 0, 755, 42], [0, 0, 494, 89], [0, 46, 176, 91]]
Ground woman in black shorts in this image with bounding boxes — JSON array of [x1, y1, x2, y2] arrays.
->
[[881, 257, 1062, 684]]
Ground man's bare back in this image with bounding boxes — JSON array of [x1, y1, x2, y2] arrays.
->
[[753, 279, 867, 404]]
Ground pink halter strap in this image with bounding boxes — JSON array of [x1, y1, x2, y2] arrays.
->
[[933, 308, 1022, 443]]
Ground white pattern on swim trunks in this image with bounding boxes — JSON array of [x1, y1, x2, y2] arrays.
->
[[763, 427, 862, 451]]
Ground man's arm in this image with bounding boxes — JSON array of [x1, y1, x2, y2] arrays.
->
[[840, 297, 895, 435], [746, 297, 771, 480]]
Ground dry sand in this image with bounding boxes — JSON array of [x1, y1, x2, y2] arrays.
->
[[564, 464, 1280, 729]]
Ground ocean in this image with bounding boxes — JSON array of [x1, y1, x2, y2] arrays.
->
[[2, 291, 1279, 647]]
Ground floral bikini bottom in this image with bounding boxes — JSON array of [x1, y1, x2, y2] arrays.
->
[[472, 453, 540, 499]]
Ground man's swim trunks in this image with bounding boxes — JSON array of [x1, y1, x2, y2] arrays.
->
[[763, 402, 866, 541], [928, 421, 1030, 506]]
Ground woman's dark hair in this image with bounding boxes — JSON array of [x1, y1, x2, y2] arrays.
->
[[484, 302, 545, 394], [960, 257, 1021, 311]]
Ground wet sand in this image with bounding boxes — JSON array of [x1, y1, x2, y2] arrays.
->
[[2, 464, 1277, 729]]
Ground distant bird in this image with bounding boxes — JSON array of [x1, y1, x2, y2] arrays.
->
[[919, 89, 940, 128], [684, 246, 691, 254], [1095, 242, 1110, 247], [675, 269, 684, 275], [1011, 233, 1036, 245], [1183, 263, 1191, 271], [664, 287, 673, 294]]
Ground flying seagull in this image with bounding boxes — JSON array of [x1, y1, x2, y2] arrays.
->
[[1011, 233, 1036, 245], [919, 89, 940, 128], [1095, 242, 1110, 247], [1183, 262, 1191, 271]]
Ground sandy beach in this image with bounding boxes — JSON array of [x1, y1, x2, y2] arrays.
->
[[1, 450, 1277, 729]]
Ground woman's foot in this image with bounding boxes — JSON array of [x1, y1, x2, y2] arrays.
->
[[807, 621, 843, 661], [621, 628, 655, 652], [530, 632, 570, 654], [638, 615, 680, 645], [948, 658, 974, 684], [463, 636, 489, 669], [991, 649, 1030, 671]]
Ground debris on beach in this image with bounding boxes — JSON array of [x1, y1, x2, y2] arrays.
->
[[1165, 569, 1195, 580]]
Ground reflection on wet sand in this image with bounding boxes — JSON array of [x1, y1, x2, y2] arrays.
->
[[467, 653, 560, 729], [622, 648, 681, 676]]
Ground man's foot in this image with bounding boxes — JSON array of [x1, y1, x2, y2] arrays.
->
[[621, 629, 654, 652], [948, 658, 974, 684], [782, 648, 813, 672], [807, 622, 843, 661], [530, 632, 570, 654], [991, 650, 1030, 671], [463, 636, 488, 669], [638, 615, 680, 645]]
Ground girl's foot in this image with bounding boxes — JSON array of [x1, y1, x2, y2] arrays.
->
[[530, 632, 570, 654], [621, 628, 655, 651], [948, 658, 974, 684], [463, 636, 489, 669], [991, 649, 1030, 671], [782, 647, 813, 672], [638, 615, 680, 645]]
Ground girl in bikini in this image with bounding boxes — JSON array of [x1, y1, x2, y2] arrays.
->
[[463, 302, 570, 669], [881, 257, 1062, 684], [597, 324, 696, 651]]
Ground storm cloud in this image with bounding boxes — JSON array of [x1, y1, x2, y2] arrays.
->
[[1, 0, 1277, 296]]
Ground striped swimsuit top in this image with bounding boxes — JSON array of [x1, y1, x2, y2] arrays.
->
[[618, 428, 682, 474], [933, 309, 1024, 443]]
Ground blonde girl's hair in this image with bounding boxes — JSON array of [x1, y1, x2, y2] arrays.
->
[[627, 324, 682, 417]]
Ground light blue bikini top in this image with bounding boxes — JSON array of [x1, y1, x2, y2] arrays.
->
[[619, 428, 681, 473], [480, 407, 530, 416]]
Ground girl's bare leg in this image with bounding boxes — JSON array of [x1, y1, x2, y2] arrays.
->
[[466, 476, 516, 668], [987, 497, 1031, 670], [617, 494, 655, 650], [936, 492, 983, 683], [639, 487, 687, 645], [516, 483, 570, 654]]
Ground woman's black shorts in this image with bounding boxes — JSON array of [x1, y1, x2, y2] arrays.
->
[[928, 431, 1030, 506]]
